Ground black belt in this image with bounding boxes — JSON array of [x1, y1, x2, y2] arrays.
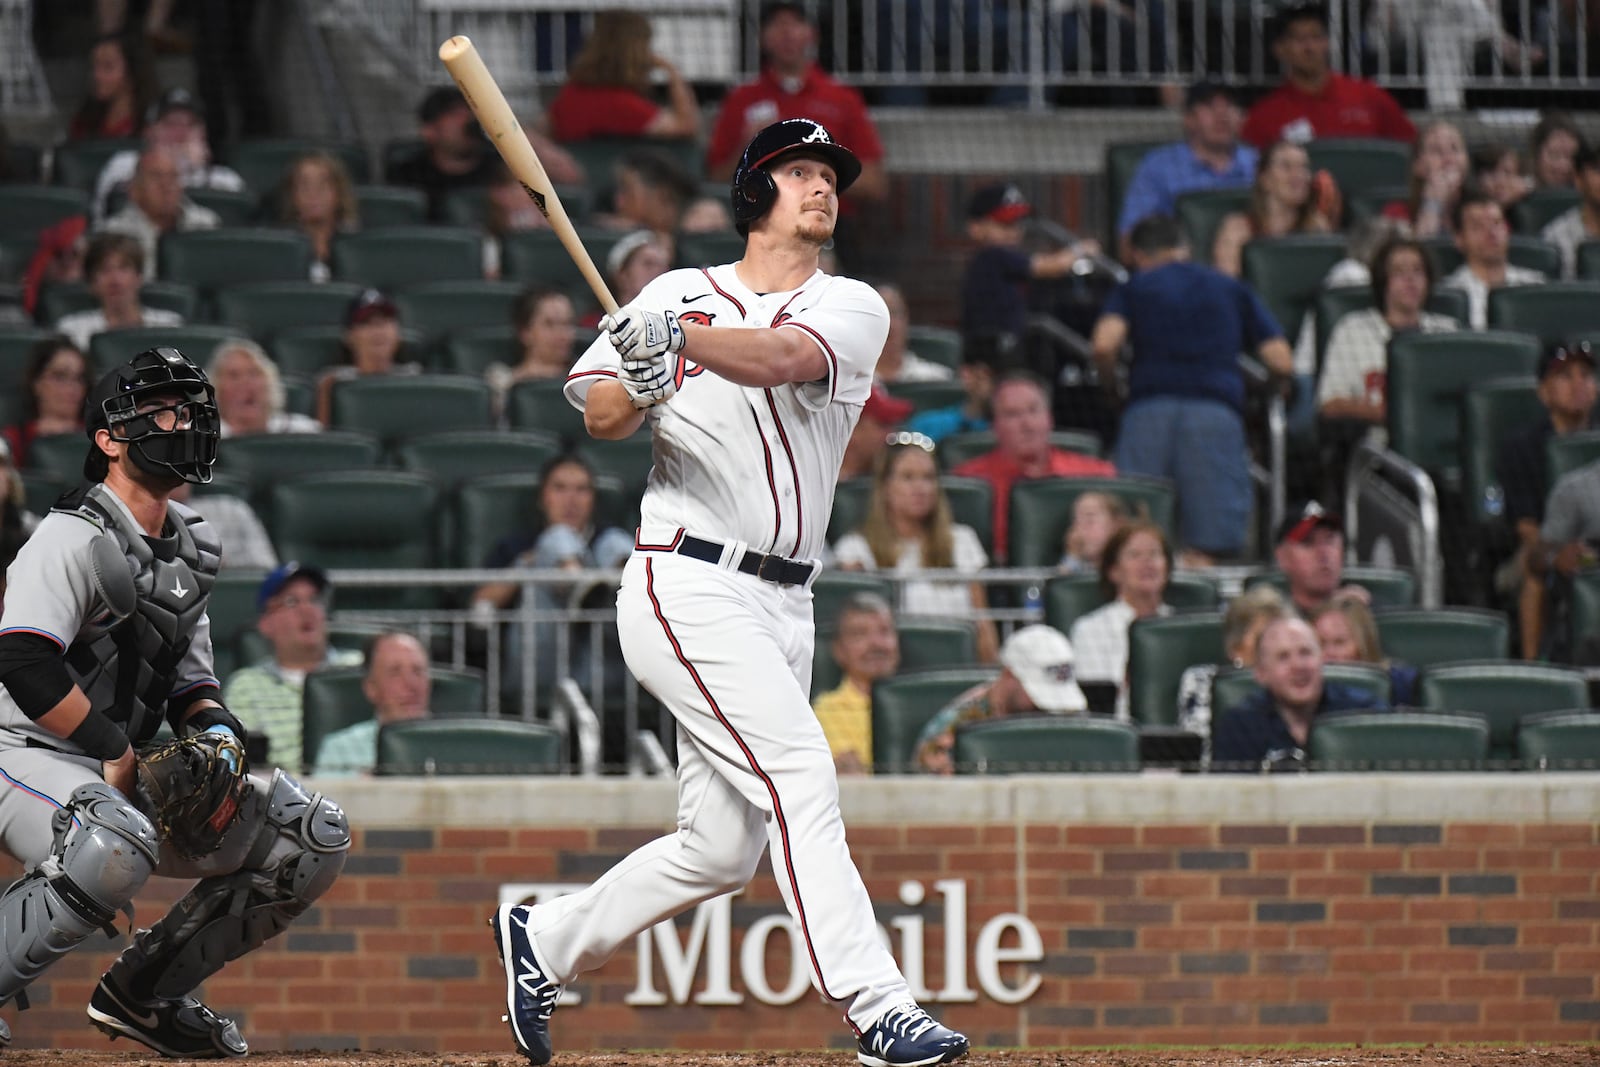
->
[[675, 534, 815, 587]]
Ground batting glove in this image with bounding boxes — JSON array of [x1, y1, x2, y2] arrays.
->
[[618, 350, 678, 409], [602, 306, 686, 365]]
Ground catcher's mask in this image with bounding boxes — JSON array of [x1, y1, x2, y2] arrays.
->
[[730, 117, 861, 237], [84, 346, 219, 485]]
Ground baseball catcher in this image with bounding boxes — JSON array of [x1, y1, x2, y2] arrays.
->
[[0, 347, 350, 1057]]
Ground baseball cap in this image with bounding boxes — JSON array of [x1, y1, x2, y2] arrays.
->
[[1185, 80, 1236, 109], [1276, 500, 1343, 545], [968, 183, 1031, 224], [607, 230, 658, 278], [146, 87, 202, 125], [346, 288, 398, 327], [257, 561, 329, 611], [999, 625, 1088, 713], [860, 384, 914, 427], [1539, 339, 1597, 380]]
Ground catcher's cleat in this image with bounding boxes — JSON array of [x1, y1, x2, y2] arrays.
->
[[0, 1014, 10, 1046], [856, 1003, 969, 1067], [491, 903, 563, 1064], [88, 974, 246, 1059]]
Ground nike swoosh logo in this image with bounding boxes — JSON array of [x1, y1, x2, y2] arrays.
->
[[681, 293, 711, 304], [104, 986, 162, 1029]]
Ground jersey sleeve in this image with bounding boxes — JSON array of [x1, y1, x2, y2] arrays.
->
[[0, 512, 103, 651], [564, 331, 622, 410], [785, 278, 890, 412], [171, 612, 219, 699]]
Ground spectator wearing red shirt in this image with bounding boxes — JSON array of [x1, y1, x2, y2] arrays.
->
[[547, 9, 700, 143], [706, 2, 887, 203], [952, 372, 1116, 562], [1241, 2, 1415, 150]]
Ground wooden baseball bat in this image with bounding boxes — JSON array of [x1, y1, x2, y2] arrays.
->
[[438, 35, 619, 316]]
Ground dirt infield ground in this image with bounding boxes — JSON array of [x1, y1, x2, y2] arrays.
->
[[3, 1047, 1598, 1066]]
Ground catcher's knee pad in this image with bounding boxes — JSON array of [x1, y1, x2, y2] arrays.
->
[[113, 771, 349, 1001], [0, 783, 159, 1006]]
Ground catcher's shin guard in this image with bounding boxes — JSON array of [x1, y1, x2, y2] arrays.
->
[[0, 783, 159, 1008], [107, 770, 349, 1001]]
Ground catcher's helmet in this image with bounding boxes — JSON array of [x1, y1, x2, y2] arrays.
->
[[84, 346, 220, 484], [730, 117, 862, 235]]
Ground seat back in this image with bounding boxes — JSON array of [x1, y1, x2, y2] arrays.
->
[[376, 718, 563, 776], [303, 665, 486, 770], [24, 432, 94, 479], [1308, 711, 1490, 771], [1580, 239, 1600, 282], [940, 429, 1102, 469], [159, 229, 313, 292], [1516, 710, 1600, 770], [1545, 429, 1600, 486], [1417, 660, 1589, 760], [1487, 282, 1600, 345], [1246, 565, 1417, 608], [1103, 139, 1166, 242], [354, 185, 428, 227], [1462, 377, 1543, 527], [1311, 287, 1470, 374], [1175, 188, 1251, 266], [813, 571, 896, 629], [502, 228, 626, 293], [216, 431, 383, 509], [226, 139, 371, 192], [1046, 573, 1219, 635], [1240, 234, 1348, 342], [1008, 476, 1176, 567], [331, 227, 482, 287], [812, 620, 979, 698], [391, 280, 525, 355], [454, 472, 540, 569], [940, 475, 994, 555], [827, 477, 871, 544], [1127, 613, 1225, 725], [0, 185, 89, 241], [906, 325, 962, 371], [214, 281, 365, 342], [675, 231, 745, 269], [269, 472, 440, 608], [1510, 187, 1580, 233], [441, 326, 519, 376], [1428, 236, 1563, 279], [887, 380, 966, 414], [1373, 608, 1511, 668], [188, 187, 259, 226], [1211, 662, 1393, 725], [579, 433, 655, 498], [206, 568, 273, 680], [50, 138, 141, 191], [507, 377, 589, 446], [871, 667, 1000, 774], [1306, 139, 1411, 206], [953, 715, 1141, 774], [1386, 330, 1541, 477], [395, 430, 561, 490], [88, 325, 239, 374], [330, 374, 493, 448], [1569, 572, 1600, 659]]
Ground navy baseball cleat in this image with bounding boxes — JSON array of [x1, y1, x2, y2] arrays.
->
[[87, 974, 246, 1059], [491, 903, 563, 1065], [856, 1003, 969, 1067]]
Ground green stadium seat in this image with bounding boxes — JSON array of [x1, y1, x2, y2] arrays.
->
[[813, 571, 896, 630], [331, 227, 483, 288], [376, 718, 563, 776], [1126, 613, 1224, 726], [1306, 139, 1411, 207], [302, 664, 484, 771], [1308, 711, 1489, 771], [888, 380, 966, 415], [1580, 240, 1600, 281], [1516, 710, 1600, 771], [329, 374, 493, 448], [1311, 285, 1470, 374], [906, 325, 962, 371], [1211, 662, 1392, 723], [940, 475, 994, 555], [501, 227, 625, 291], [811, 618, 980, 700], [1462, 377, 1542, 529], [675, 231, 745, 269], [187, 187, 259, 226], [205, 568, 272, 681], [579, 432, 654, 497], [1104, 140, 1166, 242], [22, 433, 85, 479], [1175, 187, 1251, 266], [159, 229, 313, 292], [1546, 429, 1600, 486], [88, 325, 238, 374], [1569, 572, 1600, 655], [507, 376, 588, 446], [1373, 608, 1511, 668], [562, 138, 703, 201], [226, 139, 371, 193], [1427, 236, 1562, 279], [1488, 282, 1600, 346], [1246, 565, 1417, 608], [1241, 234, 1347, 343], [395, 429, 562, 490], [440, 326, 519, 376], [214, 281, 365, 341], [454, 472, 540, 569], [392, 280, 524, 352], [354, 185, 427, 228], [50, 138, 140, 191], [828, 476, 871, 544], [1008, 475, 1176, 567], [268, 471, 440, 609], [0, 186, 89, 241], [954, 715, 1140, 774], [1046, 572, 1220, 634], [268, 326, 423, 379], [220, 433, 395, 508], [1343, 184, 1408, 227], [1418, 660, 1589, 762], [1509, 187, 1580, 234], [1385, 330, 1541, 484], [0, 326, 53, 389], [440, 184, 593, 228], [871, 667, 999, 774], [5, 142, 42, 184], [940, 429, 1102, 469], [38, 281, 198, 326]]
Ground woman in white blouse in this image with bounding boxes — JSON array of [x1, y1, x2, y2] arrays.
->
[[832, 436, 999, 662], [1069, 521, 1174, 720]]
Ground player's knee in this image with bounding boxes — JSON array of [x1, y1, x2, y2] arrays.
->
[[259, 772, 350, 905], [57, 782, 161, 913]]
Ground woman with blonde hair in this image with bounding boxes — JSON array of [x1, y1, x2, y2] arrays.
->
[[1213, 139, 1335, 277], [548, 9, 700, 142], [207, 338, 322, 436], [1311, 593, 1419, 706], [278, 152, 360, 283], [1394, 120, 1469, 239], [832, 436, 998, 662], [1060, 490, 1130, 574]]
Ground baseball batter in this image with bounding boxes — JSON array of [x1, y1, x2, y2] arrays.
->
[[490, 119, 968, 1067], [0, 348, 350, 1057]]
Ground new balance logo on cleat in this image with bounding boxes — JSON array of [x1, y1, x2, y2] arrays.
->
[[856, 1004, 969, 1067], [491, 903, 563, 1065]]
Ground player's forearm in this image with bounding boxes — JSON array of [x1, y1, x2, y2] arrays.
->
[[681, 324, 826, 388], [584, 380, 649, 439]]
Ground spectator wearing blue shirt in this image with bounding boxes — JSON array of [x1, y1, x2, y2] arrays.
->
[[1116, 80, 1257, 259], [961, 182, 1098, 345], [1212, 616, 1383, 772], [907, 335, 1002, 444], [1090, 215, 1290, 564]]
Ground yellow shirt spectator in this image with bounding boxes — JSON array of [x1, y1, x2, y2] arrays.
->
[[812, 680, 873, 770]]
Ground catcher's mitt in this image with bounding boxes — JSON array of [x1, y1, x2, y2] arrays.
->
[[135, 732, 249, 859]]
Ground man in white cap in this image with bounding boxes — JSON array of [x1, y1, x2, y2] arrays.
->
[[914, 624, 1087, 774]]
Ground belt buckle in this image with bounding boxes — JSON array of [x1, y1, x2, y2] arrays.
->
[[756, 553, 784, 584]]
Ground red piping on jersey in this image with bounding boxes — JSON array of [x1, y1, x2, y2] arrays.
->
[[748, 406, 783, 548], [700, 268, 745, 317], [642, 557, 839, 1005], [763, 390, 804, 557], [566, 369, 618, 382], [780, 322, 839, 405], [634, 528, 684, 552]]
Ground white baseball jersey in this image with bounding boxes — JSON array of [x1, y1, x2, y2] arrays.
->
[[565, 264, 889, 561]]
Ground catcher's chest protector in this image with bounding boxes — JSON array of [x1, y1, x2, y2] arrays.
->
[[60, 484, 220, 745]]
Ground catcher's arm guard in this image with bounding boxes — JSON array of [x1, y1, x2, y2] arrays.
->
[[134, 731, 249, 860]]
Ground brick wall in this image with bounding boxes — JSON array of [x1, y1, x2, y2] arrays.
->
[[6, 808, 1598, 1053]]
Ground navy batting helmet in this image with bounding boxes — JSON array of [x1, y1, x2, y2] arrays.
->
[[730, 118, 862, 235], [84, 346, 220, 485]]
